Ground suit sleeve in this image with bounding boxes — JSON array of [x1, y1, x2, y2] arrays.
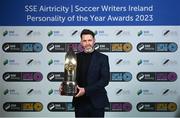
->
[[85, 55, 110, 96]]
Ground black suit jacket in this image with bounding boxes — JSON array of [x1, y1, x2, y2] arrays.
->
[[73, 50, 110, 108]]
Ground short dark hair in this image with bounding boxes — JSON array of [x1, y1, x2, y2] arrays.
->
[[80, 29, 95, 38]]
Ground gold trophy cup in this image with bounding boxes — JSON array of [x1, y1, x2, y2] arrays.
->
[[61, 48, 77, 96]]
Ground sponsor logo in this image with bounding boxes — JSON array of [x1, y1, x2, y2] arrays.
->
[[137, 102, 177, 112], [47, 72, 64, 81], [2, 43, 43, 52], [137, 30, 153, 37], [3, 72, 43, 82], [48, 102, 74, 111], [3, 102, 43, 112], [137, 42, 177, 52], [111, 72, 132, 82], [137, 72, 177, 82]]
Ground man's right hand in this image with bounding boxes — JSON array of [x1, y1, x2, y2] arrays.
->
[[75, 85, 85, 97]]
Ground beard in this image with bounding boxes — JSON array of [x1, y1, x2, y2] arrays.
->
[[84, 46, 94, 53]]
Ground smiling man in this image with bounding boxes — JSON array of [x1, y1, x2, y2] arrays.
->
[[72, 29, 110, 117]]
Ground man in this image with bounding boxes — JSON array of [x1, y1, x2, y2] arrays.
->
[[61, 29, 110, 117]]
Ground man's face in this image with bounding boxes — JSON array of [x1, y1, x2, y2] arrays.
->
[[81, 34, 95, 53]]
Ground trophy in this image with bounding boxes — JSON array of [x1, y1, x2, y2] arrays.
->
[[61, 48, 77, 96]]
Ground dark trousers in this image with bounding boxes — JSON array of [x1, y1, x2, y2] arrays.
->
[[75, 102, 105, 117]]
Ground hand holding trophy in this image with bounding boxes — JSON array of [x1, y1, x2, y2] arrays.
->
[[60, 47, 77, 96]]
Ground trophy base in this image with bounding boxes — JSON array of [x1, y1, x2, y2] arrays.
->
[[61, 81, 77, 96]]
